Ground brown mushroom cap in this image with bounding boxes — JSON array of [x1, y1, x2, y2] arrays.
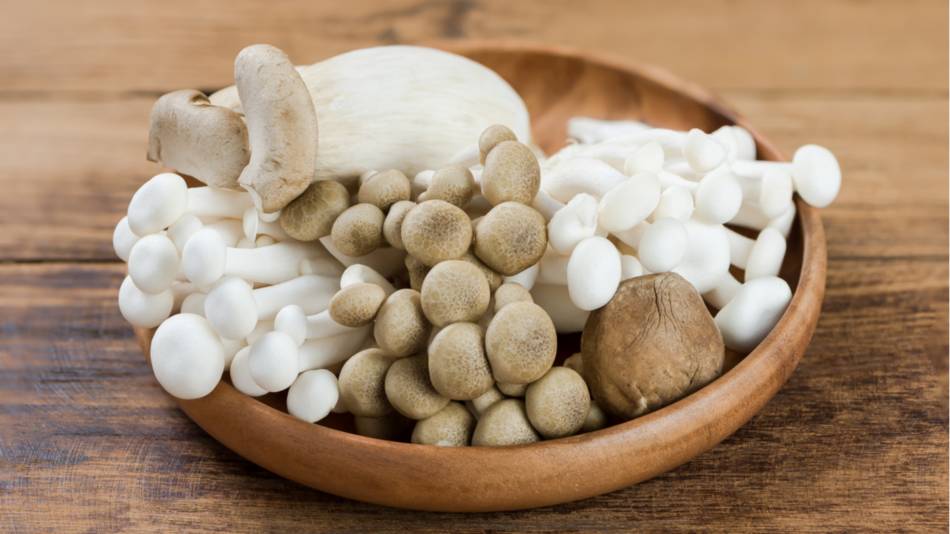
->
[[338, 348, 395, 417], [478, 124, 517, 164], [459, 251, 503, 292], [496, 382, 527, 397], [428, 322, 494, 400], [583, 273, 725, 420], [373, 289, 430, 357], [404, 254, 430, 291], [474, 202, 547, 276], [331, 203, 385, 257], [480, 140, 541, 206], [279, 180, 350, 241], [329, 283, 387, 327], [582, 400, 609, 432], [525, 367, 591, 439], [472, 399, 539, 447], [563, 352, 584, 376], [358, 169, 411, 211], [493, 282, 533, 313], [383, 200, 416, 250], [384, 354, 450, 420], [411, 402, 475, 446], [420, 260, 491, 327], [485, 301, 557, 384], [418, 165, 476, 207], [468, 386, 504, 417], [401, 200, 473, 266]]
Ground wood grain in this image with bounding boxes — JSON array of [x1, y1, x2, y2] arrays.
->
[[0, 0, 946, 530]]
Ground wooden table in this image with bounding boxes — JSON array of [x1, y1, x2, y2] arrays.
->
[[2, 1, 947, 531]]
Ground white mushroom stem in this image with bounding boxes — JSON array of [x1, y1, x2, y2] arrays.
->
[[703, 273, 742, 310], [730, 144, 841, 208], [299, 256, 346, 278], [242, 206, 292, 241], [531, 189, 565, 221], [503, 262, 540, 291], [547, 193, 598, 255], [339, 264, 396, 295], [652, 185, 694, 221], [726, 227, 787, 279], [168, 215, 244, 252], [297, 327, 371, 371], [541, 158, 627, 203], [567, 116, 651, 144], [714, 276, 793, 352], [113, 216, 140, 262], [730, 202, 797, 238], [734, 168, 794, 219], [182, 228, 324, 286], [118, 276, 173, 328], [127, 173, 254, 237], [318, 236, 407, 278], [204, 275, 337, 340], [530, 284, 590, 334], [274, 306, 358, 346]]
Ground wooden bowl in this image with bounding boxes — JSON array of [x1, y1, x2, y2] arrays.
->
[[136, 42, 826, 512]]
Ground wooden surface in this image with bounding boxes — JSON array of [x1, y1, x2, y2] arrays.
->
[[0, 0, 946, 531]]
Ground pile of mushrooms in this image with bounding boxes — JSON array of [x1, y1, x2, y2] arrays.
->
[[115, 43, 843, 446]]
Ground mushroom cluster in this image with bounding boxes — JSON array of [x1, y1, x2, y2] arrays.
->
[[115, 43, 843, 446]]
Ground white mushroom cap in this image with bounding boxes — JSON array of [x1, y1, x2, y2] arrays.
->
[[566, 236, 621, 311], [672, 220, 731, 293], [547, 193, 598, 255], [652, 185, 694, 221], [166, 214, 204, 252], [179, 291, 207, 316], [542, 158, 626, 203], [181, 227, 227, 287], [623, 141, 664, 175], [792, 144, 841, 208], [150, 313, 225, 399], [694, 170, 742, 225], [598, 172, 661, 233], [248, 331, 300, 392], [683, 128, 726, 172], [127, 234, 180, 294], [620, 255, 644, 280], [745, 228, 787, 280], [274, 304, 309, 346], [112, 216, 140, 262], [204, 277, 257, 340], [715, 276, 792, 352], [118, 275, 173, 328], [287, 369, 340, 423], [638, 218, 688, 273], [127, 173, 188, 235], [229, 346, 267, 397]]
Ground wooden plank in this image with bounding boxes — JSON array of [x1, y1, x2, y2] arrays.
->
[[0, 263, 946, 531], [0, 0, 945, 95], [0, 93, 945, 261]]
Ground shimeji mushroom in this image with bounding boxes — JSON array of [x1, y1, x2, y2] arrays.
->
[[730, 144, 841, 208], [730, 201, 797, 238], [597, 172, 661, 233], [127, 173, 254, 236], [542, 158, 626, 203], [725, 227, 787, 281], [203, 274, 337, 340], [287, 370, 340, 423], [734, 166, 794, 219], [118, 275, 174, 328], [241, 207, 291, 242], [127, 234, 179, 294], [636, 218, 689, 273], [714, 276, 793, 352], [339, 264, 396, 296], [149, 314, 226, 399], [318, 236, 406, 278], [547, 193, 598, 255], [181, 228, 326, 287], [112, 216, 140, 262], [566, 236, 621, 311], [147, 89, 250, 188], [530, 284, 590, 334], [670, 219, 731, 294], [503, 262, 540, 291]]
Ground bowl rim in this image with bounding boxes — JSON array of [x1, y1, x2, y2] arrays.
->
[[135, 41, 827, 511]]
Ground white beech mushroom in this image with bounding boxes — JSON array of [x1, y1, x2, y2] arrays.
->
[[147, 89, 250, 188], [234, 44, 318, 213], [150, 314, 226, 399]]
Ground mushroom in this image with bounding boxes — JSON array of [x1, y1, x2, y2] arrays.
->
[[529, 284, 590, 333], [503, 262, 540, 291], [419, 260, 490, 327], [338, 348, 396, 417], [484, 301, 557, 384], [473, 201, 547, 276], [357, 169, 411, 211], [566, 236, 621, 311], [418, 166, 475, 207], [330, 203, 385, 257], [287, 369, 340, 423], [235, 44, 318, 213], [181, 227, 325, 287], [693, 169, 743, 225], [471, 399, 539, 447], [597, 172, 661, 233], [637, 218, 688, 273], [278, 180, 351, 241], [714, 276, 792, 352], [427, 322, 494, 401], [541, 158, 626, 203], [384, 355, 450, 420], [547, 193, 598, 255], [480, 140, 541, 206], [127, 174, 254, 236], [731, 144, 841, 208], [203, 274, 337, 340], [112, 216, 140, 262], [127, 234, 179, 294], [525, 367, 590, 439], [328, 283, 387, 327], [412, 401, 475, 446], [247, 330, 300, 392], [478, 124, 517, 164], [373, 289, 430, 357], [400, 200, 472, 267], [117, 275, 173, 328], [149, 314, 226, 399], [726, 227, 787, 281], [381, 200, 416, 250], [652, 184, 694, 221], [318, 236, 406, 278], [147, 89, 249, 188], [229, 346, 267, 397], [339, 263, 396, 295]]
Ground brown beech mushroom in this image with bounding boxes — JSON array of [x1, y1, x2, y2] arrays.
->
[[235, 44, 318, 213], [478, 124, 517, 164], [418, 166, 476, 207], [411, 402, 475, 446], [358, 169, 411, 210], [279, 180, 350, 241], [480, 140, 541, 206], [400, 200, 472, 266], [473, 201, 547, 276], [147, 90, 250, 188], [583, 273, 725, 420], [472, 399, 539, 446]]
